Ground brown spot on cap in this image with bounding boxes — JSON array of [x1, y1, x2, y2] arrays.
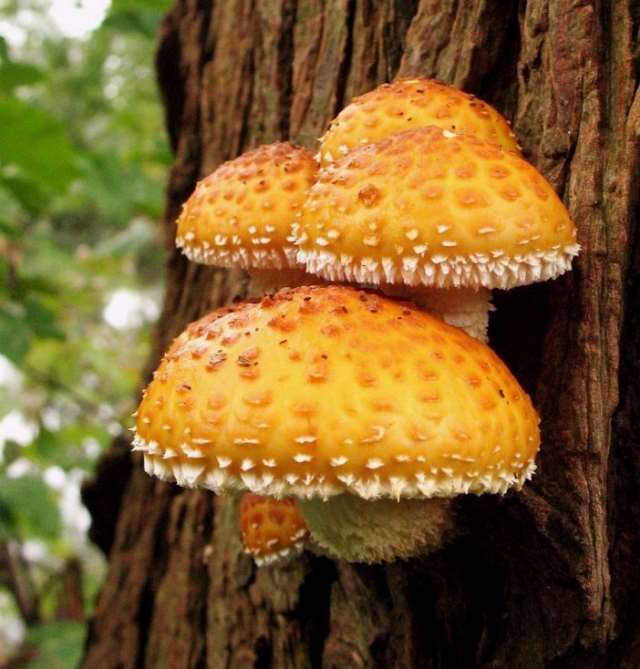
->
[[358, 184, 382, 207]]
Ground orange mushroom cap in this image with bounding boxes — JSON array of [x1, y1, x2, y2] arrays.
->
[[319, 78, 520, 165], [176, 142, 317, 270], [295, 127, 578, 289], [133, 285, 540, 501], [240, 493, 308, 566]]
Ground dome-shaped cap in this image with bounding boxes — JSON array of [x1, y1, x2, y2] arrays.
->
[[320, 78, 519, 164], [176, 143, 317, 270], [240, 494, 307, 566], [295, 127, 579, 289], [133, 285, 540, 500]]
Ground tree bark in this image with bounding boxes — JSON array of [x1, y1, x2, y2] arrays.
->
[[81, 1, 640, 667]]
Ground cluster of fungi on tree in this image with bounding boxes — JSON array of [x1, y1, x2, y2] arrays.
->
[[132, 78, 578, 565]]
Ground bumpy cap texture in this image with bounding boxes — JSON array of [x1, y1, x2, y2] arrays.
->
[[133, 285, 540, 500], [176, 142, 317, 269], [295, 127, 579, 289], [320, 78, 520, 164], [240, 494, 307, 566]]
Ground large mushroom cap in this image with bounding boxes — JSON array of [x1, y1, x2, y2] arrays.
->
[[133, 285, 540, 500], [295, 127, 579, 289], [239, 494, 308, 566], [176, 142, 317, 270], [320, 78, 520, 165]]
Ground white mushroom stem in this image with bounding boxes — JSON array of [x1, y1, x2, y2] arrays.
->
[[299, 494, 455, 564], [377, 285, 493, 342], [246, 268, 322, 298]]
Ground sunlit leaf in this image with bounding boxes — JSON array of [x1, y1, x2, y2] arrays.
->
[[0, 386, 18, 415]]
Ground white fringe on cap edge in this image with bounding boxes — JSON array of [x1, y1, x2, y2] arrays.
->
[[298, 244, 580, 290], [176, 238, 300, 271], [134, 434, 536, 501]]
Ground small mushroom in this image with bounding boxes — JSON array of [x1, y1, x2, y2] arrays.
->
[[239, 493, 308, 566], [295, 127, 579, 341], [132, 285, 540, 563], [319, 78, 520, 166], [175, 142, 319, 296]]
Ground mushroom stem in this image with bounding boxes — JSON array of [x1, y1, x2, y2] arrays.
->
[[378, 285, 493, 342], [299, 494, 455, 564], [246, 268, 321, 298]]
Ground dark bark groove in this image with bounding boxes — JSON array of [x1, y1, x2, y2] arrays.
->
[[82, 1, 640, 667]]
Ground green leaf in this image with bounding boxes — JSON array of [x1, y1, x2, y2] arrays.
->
[[24, 424, 108, 471], [103, 0, 170, 37], [0, 256, 10, 288], [0, 216, 20, 238], [0, 171, 49, 215], [24, 297, 64, 339], [109, 0, 170, 11], [0, 474, 61, 540], [25, 621, 85, 669], [0, 61, 44, 92], [0, 307, 32, 364], [23, 429, 60, 465], [94, 217, 156, 257], [0, 387, 18, 415], [2, 440, 22, 464], [0, 37, 8, 63], [0, 98, 79, 192]]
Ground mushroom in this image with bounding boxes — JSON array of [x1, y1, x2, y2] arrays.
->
[[132, 285, 540, 563], [175, 142, 319, 296], [239, 493, 308, 566], [294, 126, 579, 342], [319, 78, 520, 165]]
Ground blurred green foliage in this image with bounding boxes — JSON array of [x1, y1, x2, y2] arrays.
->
[[0, 0, 170, 664], [24, 621, 85, 669]]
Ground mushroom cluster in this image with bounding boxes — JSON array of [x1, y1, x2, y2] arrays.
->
[[133, 78, 578, 565]]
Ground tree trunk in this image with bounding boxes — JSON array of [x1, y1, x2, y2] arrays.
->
[[81, 1, 640, 667]]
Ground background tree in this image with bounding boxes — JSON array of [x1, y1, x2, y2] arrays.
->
[[82, 1, 640, 667], [0, 0, 169, 664]]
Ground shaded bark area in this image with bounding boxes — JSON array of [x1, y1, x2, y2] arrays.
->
[[82, 1, 640, 667]]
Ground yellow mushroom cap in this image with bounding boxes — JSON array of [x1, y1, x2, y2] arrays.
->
[[176, 142, 317, 270], [296, 127, 579, 289], [133, 286, 540, 500], [239, 493, 308, 566], [320, 78, 520, 165]]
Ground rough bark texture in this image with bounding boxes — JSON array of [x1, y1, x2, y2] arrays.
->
[[81, 1, 640, 667]]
